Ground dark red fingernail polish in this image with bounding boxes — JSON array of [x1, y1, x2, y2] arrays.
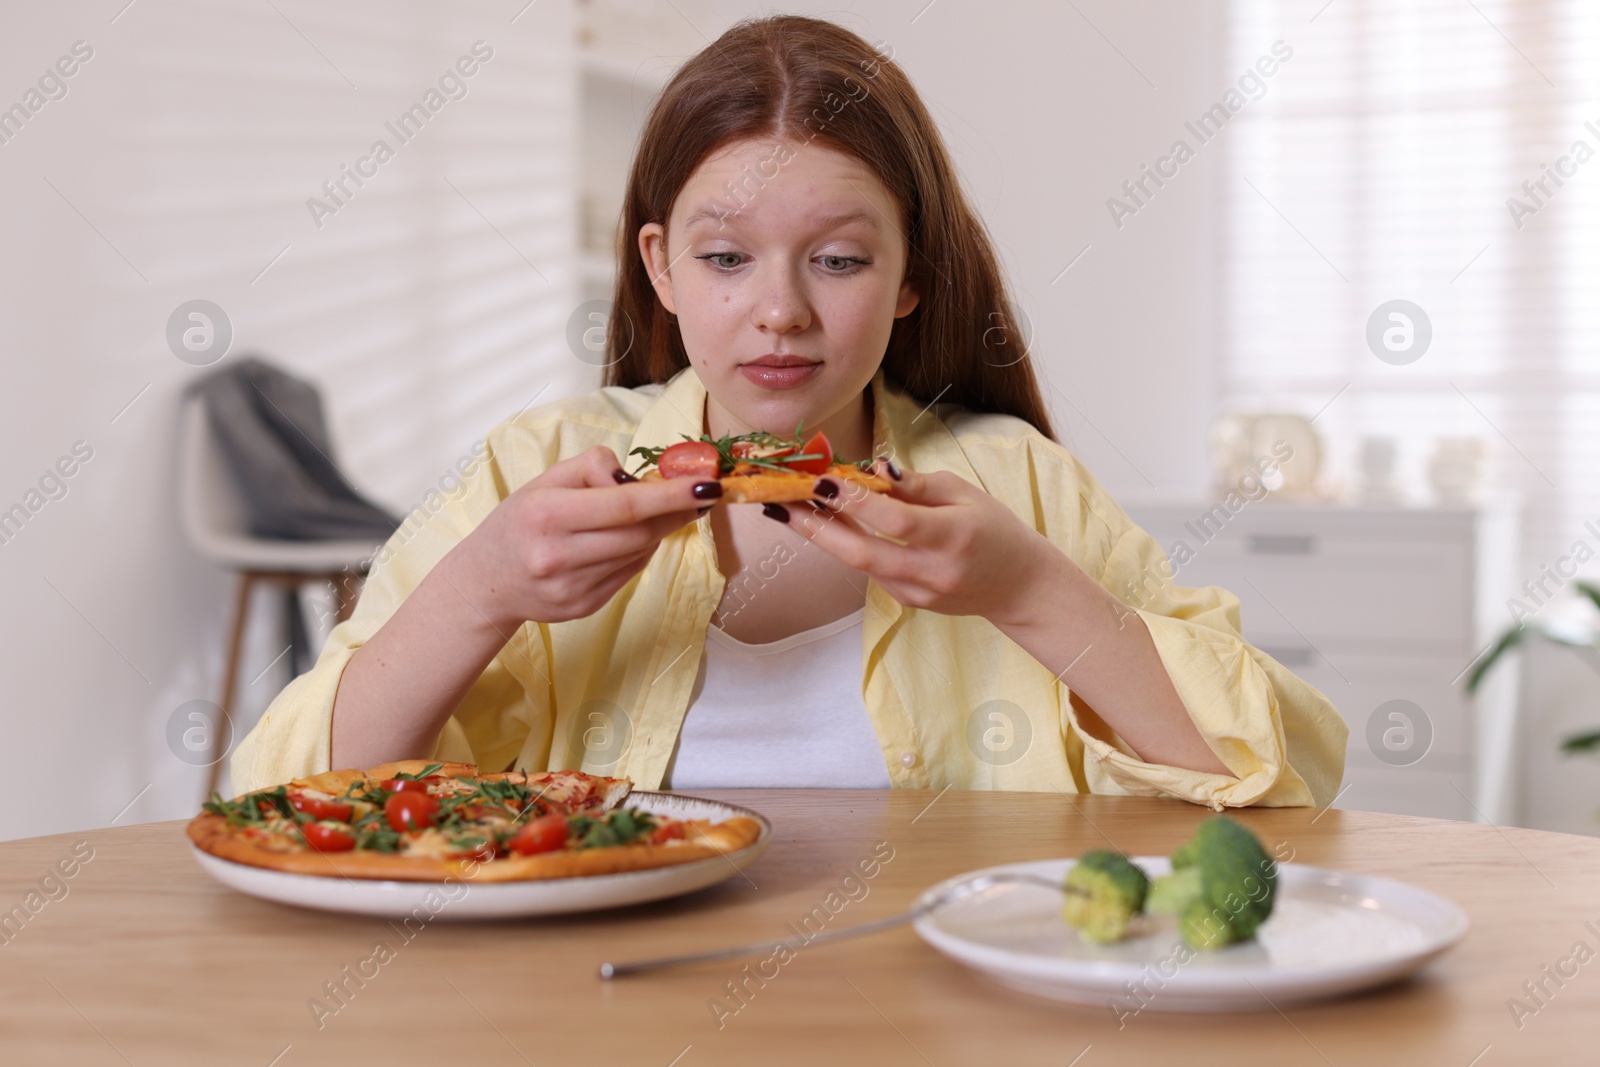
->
[[612, 469, 638, 484], [692, 481, 723, 500], [762, 503, 790, 523], [885, 460, 902, 481], [814, 479, 839, 499]]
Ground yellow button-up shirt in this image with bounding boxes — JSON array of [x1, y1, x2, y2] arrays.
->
[[232, 368, 1348, 807]]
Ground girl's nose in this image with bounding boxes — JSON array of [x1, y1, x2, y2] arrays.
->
[[750, 268, 812, 334]]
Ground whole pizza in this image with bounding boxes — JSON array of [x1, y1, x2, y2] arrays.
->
[[629, 427, 893, 504], [188, 761, 763, 882]]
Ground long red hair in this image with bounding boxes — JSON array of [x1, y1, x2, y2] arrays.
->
[[603, 14, 1056, 441]]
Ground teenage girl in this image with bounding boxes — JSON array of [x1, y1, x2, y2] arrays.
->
[[233, 16, 1347, 807]]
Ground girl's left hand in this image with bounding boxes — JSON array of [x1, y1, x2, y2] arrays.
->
[[796, 460, 1232, 778], [791, 459, 1059, 623]]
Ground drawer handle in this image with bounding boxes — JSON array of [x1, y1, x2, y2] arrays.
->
[[1258, 647, 1317, 668], [1246, 534, 1317, 555]]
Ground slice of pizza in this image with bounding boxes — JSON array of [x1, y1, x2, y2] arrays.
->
[[629, 428, 893, 504], [187, 763, 763, 883]]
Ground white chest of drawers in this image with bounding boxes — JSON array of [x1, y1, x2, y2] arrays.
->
[[1120, 496, 1518, 821]]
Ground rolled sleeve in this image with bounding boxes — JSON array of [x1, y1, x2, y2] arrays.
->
[[956, 428, 1349, 807], [1070, 523, 1348, 809], [1060, 609, 1303, 809], [229, 628, 360, 796]]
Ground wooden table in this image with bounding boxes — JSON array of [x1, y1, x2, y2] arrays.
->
[[0, 791, 1594, 1065]]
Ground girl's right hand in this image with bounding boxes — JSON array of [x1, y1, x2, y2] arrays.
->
[[448, 446, 718, 628]]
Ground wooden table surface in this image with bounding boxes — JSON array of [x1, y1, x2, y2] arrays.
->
[[0, 790, 1594, 1065]]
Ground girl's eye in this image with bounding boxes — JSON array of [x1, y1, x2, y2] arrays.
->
[[691, 252, 870, 273], [819, 255, 868, 273], [694, 252, 745, 271]]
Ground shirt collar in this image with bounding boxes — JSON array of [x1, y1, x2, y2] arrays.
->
[[870, 369, 984, 487], [625, 366, 708, 466]]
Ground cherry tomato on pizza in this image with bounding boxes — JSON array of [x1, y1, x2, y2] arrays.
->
[[507, 813, 569, 855], [784, 431, 834, 475], [288, 792, 353, 822], [384, 791, 440, 832], [656, 441, 722, 480], [301, 822, 357, 852]]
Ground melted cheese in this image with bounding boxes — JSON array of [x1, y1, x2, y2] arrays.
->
[[401, 829, 461, 858]]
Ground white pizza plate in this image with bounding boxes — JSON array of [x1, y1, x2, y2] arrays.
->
[[190, 791, 771, 920], [913, 857, 1467, 1012]]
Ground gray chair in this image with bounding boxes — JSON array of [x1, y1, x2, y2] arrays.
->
[[178, 396, 387, 797]]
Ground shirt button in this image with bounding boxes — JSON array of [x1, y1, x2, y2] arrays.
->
[[899, 751, 918, 768]]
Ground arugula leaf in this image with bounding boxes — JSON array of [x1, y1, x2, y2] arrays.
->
[[566, 809, 659, 850], [204, 786, 300, 829], [627, 424, 856, 478], [244, 786, 293, 822], [392, 763, 444, 781], [354, 823, 403, 852], [203, 792, 260, 827]]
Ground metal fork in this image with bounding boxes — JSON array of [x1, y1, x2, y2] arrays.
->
[[598, 871, 1072, 979]]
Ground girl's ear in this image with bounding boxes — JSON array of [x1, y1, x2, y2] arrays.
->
[[894, 274, 920, 319], [638, 222, 679, 316]]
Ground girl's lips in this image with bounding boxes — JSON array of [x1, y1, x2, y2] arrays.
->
[[739, 362, 820, 389]]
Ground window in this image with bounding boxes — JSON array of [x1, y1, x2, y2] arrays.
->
[[1225, 0, 1600, 586]]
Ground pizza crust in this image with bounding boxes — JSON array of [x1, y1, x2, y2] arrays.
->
[[640, 464, 892, 504], [186, 813, 763, 882], [723, 465, 891, 503], [268, 763, 630, 811], [287, 761, 480, 799]]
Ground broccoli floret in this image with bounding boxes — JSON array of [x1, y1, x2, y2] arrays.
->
[[1145, 864, 1202, 915], [1147, 816, 1277, 950], [1061, 850, 1151, 943]]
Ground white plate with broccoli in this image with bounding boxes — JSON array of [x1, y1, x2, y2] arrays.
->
[[913, 819, 1468, 1013]]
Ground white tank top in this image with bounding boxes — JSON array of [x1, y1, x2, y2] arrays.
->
[[661, 608, 892, 789]]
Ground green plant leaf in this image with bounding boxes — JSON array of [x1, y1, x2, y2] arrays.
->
[[1465, 625, 1531, 693], [1560, 728, 1600, 756]]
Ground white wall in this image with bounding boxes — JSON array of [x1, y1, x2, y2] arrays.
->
[[0, 0, 582, 841], [0, 0, 1231, 841], [739, 1, 1228, 494], [1513, 639, 1600, 837]]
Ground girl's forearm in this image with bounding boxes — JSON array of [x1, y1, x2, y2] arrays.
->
[[987, 543, 1232, 776], [329, 553, 515, 769]]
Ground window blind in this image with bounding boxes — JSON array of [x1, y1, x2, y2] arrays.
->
[[1225, 0, 1600, 590]]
